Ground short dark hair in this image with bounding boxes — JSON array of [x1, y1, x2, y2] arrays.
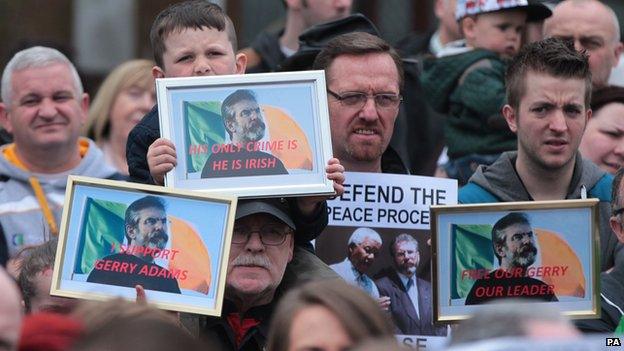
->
[[506, 37, 591, 111], [491, 212, 531, 264], [150, 0, 237, 68], [221, 89, 258, 138], [18, 239, 57, 312], [124, 196, 167, 243], [312, 32, 404, 89], [612, 168, 624, 215]]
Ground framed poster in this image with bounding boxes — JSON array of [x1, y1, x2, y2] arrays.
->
[[157, 70, 334, 198], [50, 176, 236, 316], [431, 199, 600, 322]]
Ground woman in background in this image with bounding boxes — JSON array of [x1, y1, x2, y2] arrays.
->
[[267, 279, 395, 351], [85, 59, 155, 175], [579, 86, 624, 174]]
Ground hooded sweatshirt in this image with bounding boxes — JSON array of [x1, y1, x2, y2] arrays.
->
[[0, 138, 123, 256], [459, 151, 620, 272], [420, 49, 516, 159]]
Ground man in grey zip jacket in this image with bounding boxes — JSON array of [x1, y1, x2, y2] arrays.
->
[[459, 38, 622, 272], [0, 46, 123, 258]]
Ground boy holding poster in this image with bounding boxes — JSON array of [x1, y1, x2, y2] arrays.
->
[[125, 1, 343, 282]]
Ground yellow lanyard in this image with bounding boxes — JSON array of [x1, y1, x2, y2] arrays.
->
[[3, 141, 89, 236]]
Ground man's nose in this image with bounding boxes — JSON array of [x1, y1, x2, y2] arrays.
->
[[358, 97, 380, 122], [38, 98, 58, 118], [334, 0, 351, 11], [244, 232, 265, 252], [549, 110, 568, 133], [153, 220, 165, 231], [194, 57, 212, 76], [249, 109, 260, 121], [613, 140, 624, 158]]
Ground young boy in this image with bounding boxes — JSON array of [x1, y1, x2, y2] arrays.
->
[[126, 0, 343, 280], [421, 0, 551, 184]]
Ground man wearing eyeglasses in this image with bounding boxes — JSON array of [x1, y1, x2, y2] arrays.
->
[[201, 89, 288, 178], [312, 32, 407, 174], [465, 212, 557, 305], [87, 195, 181, 294], [202, 198, 296, 350]]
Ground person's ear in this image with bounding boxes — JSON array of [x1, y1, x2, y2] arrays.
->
[[494, 243, 506, 258], [502, 104, 518, 133], [610, 216, 624, 243], [225, 118, 236, 134], [235, 52, 247, 74], [461, 17, 477, 42], [434, 0, 445, 18], [287, 235, 294, 263], [79, 93, 90, 125], [126, 225, 137, 239], [613, 41, 624, 68], [152, 66, 165, 79], [0, 103, 14, 134], [584, 108, 592, 128]]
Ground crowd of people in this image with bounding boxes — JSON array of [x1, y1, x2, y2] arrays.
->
[[1, 0, 624, 350]]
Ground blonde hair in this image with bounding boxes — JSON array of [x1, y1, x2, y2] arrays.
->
[[85, 59, 155, 143]]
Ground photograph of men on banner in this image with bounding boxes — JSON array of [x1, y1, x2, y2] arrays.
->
[[51, 176, 236, 316], [431, 200, 600, 322], [316, 172, 457, 338], [157, 71, 334, 198]]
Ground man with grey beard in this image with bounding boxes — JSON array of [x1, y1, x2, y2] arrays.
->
[[465, 212, 557, 305], [201, 89, 288, 178], [87, 195, 181, 293], [201, 199, 297, 350]]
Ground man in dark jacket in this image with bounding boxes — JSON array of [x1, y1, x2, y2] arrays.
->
[[375, 234, 446, 336], [577, 168, 624, 333], [201, 199, 297, 350]]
